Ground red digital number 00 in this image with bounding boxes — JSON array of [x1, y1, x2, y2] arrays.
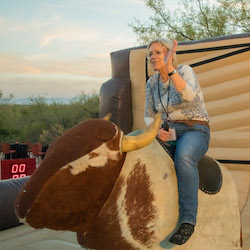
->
[[12, 174, 26, 179], [11, 164, 26, 173]]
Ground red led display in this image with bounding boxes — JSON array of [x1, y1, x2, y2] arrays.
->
[[1, 158, 36, 180]]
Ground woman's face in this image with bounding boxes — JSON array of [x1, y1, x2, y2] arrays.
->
[[147, 42, 168, 71]]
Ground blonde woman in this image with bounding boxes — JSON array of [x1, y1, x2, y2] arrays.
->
[[144, 39, 210, 245]]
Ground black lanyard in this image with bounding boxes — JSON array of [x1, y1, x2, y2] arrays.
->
[[157, 74, 170, 123]]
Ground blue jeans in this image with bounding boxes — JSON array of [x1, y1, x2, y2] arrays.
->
[[171, 123, 210, 226]]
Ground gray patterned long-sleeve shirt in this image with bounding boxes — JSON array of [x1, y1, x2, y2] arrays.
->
[[144, 65, 209, 126]]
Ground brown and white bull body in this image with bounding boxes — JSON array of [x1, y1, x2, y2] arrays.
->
[[15, 116, 241, 250]]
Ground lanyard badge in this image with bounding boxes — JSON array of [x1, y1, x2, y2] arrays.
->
[[158, 74, 177, 145]]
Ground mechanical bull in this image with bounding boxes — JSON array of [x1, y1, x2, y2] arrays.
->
[[15, 114, 241, 250]]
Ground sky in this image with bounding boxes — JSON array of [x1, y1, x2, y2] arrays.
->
[[0, 0, 169, 100]]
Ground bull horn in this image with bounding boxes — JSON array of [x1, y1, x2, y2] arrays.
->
[[122, 113, 161, 152], [103, 113, 112, 121]]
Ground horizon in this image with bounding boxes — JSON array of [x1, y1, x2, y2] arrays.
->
[[9, 96, 76, 104]]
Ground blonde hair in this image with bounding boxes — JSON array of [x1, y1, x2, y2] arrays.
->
[[147, 38, 178, 68]]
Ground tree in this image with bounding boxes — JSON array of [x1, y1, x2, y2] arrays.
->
[[70, 92, 100, 121], [129, 0, 250, 44], [0, 90, 13, 105], [39, 123, 66, 145], [0, 90, 16, 142], [0, 91, 100, 144]]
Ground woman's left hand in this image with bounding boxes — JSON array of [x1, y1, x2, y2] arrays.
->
[[158, 128, 171, 142], [164, 40, 178, 71]]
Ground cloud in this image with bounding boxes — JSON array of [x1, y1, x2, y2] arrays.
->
[[40, 25, 98, 47], [0, 74, 106, 99], [34, 57, 111, 77], [0, 51, 111, 77], [0, 53, 41, 74], [0, 15, 61, 33], [103, 33, 137, 50], [13, 16, 62, 32], [21, 66, 41, 74]]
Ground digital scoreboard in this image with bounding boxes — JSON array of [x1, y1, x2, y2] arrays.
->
[[1, 158, 36, 180]]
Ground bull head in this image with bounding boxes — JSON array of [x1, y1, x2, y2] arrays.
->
[[15, 114, 161, 233]]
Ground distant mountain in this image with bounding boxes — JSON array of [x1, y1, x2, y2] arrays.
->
[[10, 98, 72, 105]]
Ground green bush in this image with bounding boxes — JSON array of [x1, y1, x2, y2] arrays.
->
[[0, 91, 100, 145]]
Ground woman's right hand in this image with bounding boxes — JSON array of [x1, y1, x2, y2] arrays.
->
[[164, 40, 177, 72], [158, 128, 171, 142]]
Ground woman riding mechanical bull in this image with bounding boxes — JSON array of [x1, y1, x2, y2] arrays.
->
[[145, 38, 210, 245], [14, 41, 241, 250]]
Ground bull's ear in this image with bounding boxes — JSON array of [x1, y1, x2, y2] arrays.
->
[[103, 113, 112, 121], [122, 113, 161, 152]]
